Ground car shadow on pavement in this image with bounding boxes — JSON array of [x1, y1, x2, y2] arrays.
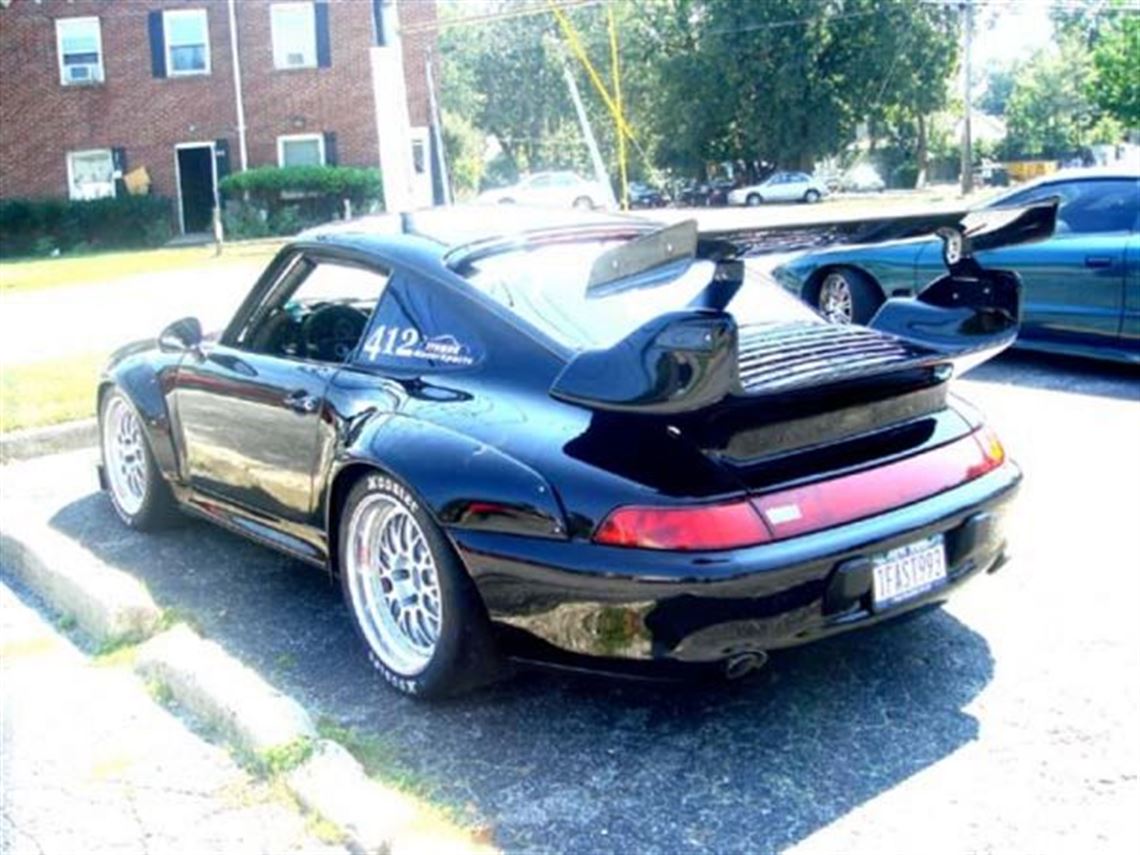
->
[[963, 349, 1140, 401], [51, 493, 993, 855]]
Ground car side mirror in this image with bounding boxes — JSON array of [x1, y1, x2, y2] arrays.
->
[[159, 317, 203, 354]]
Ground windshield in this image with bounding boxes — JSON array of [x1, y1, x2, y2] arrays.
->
[[464, 240, 817, 351]]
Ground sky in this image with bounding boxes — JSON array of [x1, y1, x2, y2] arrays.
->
[[973, 2, 1056, 70]]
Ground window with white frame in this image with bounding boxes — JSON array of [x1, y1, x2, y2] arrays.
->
[[278, 134, 325, 167], [271, 3, 317, 69], [56, 17, 104, 85], [67, 149, 115, 200], [164, 9, 210, 76]]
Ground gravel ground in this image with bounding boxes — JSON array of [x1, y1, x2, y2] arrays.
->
[[1, 350, 1137, 854]]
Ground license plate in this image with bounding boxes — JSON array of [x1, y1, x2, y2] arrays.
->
[[871, 535, 947, 610]]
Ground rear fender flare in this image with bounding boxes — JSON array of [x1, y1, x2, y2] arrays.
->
[[324, 414, 568, 567]]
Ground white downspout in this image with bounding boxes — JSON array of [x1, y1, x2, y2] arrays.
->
[[227, 0, 249, 172]]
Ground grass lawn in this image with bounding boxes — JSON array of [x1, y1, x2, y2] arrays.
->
[[0, 351, 106, 432], [0, 239, 284, 294]]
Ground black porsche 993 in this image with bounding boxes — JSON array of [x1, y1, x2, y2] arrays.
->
[[97, 203, 1054, 697]]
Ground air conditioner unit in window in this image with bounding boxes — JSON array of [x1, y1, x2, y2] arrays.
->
[[284, 52, 308, 68], [66, 64, 101, 83]]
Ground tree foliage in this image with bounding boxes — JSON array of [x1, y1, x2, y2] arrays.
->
[[1088, 14, 1140, 128], [440, 0, 957, 182]]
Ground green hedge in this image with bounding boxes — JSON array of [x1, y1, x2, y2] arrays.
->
[[0, 195, 175, 258], [219, 165, 383, 238]]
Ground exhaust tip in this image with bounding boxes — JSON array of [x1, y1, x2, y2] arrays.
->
[[723, 651, 768, 681]]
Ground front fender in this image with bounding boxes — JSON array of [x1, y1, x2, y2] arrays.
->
[[328, 414, 568, 541], [99, 342, 181, 480]]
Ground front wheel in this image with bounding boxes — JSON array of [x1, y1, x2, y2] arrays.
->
[[746, 193, 763, 207], [804, 189, 821, 203], [339, 473, 498, 699], [816, 268, 883, 325], [100, 389, 177, 530], [572, 195, 594, 210]]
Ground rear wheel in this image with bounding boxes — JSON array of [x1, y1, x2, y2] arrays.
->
[[816, 268, 883, 325], [572, 195, 594, 210], [804, 189, 821, 203], [339, 473, 497, 699], [100, 389, 177, 530], [746, 193, 763, 207]]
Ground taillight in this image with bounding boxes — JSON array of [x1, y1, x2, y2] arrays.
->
[[971, 425, 1006, 475], [754, 427, 1008, 539], [593, 500, 772, 551], [593, 427, 1008, 551]]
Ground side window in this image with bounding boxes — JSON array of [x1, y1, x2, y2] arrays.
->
[[271, 2, 317, 69], [355, 275, 484, 373], [1057, 180, 1139, 235], [529, 174, 554, 189], [238, 255, 390, 363], [163, 9, 211, 76], [56, 17, 104, 85]]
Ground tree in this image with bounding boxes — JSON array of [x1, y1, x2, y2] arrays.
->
[[439, 0, 963, 181], [1088, 14, 1140, 128]]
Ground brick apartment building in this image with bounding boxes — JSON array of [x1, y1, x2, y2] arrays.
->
[[0, 0, 439, 233]]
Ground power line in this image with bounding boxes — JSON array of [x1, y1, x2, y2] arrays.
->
[[402, 0, 606, 36]]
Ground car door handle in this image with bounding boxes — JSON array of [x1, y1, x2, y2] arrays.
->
[[1085, 255, 1114, 269], [283, 389, 320, 414]]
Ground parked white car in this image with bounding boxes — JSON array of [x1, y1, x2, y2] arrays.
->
[[841, 164, 886, 192], [477, 171, 612, 210], [727, 171, 829, 205]]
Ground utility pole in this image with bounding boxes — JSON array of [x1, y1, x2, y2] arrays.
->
[[960, 0, 974, 195], [561, 61, 618, 209], [424, 51, 452, 205]]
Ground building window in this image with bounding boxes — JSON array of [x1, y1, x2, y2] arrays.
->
[[278, 134, 326, 167], [67, 149, 115, 200], [271, 3, 317, 69], [56, 17, 104, 85], [164, 9, 210, 76]]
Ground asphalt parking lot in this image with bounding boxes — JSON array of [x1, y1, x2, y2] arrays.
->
[[1, 350, 1137, 855]]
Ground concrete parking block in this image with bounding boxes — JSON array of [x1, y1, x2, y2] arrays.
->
[[134, 624, 316, 755], [0, 515, 160, 643], [287, 739, 418, 855]]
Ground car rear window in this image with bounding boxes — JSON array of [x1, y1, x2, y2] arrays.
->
[[464, 240, 817, 351]]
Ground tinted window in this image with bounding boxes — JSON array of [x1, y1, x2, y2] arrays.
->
[[354, 274, 485, 372], [988, 178, 1139, 234], [465, 242, 816, 351]]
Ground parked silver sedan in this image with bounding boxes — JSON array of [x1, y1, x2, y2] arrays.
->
[[727, 171, 830, 205]]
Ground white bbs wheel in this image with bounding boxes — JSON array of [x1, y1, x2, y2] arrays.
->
[[99, 389, 177, 530], [103, 396, 148, 516], [345, 492, 443, 676], [338, 474, 498, 699]]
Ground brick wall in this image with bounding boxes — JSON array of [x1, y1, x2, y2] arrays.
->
[[0, 0, 436, 219]]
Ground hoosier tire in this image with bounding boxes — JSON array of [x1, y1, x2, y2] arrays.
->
[[338, 473, 498, 699]]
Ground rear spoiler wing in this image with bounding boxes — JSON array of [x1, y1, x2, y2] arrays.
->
[[550, 199, 1057, 414]]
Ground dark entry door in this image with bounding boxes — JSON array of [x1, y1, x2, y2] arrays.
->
[[177, 145, 215, 233]]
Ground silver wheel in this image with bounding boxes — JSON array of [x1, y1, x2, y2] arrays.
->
[[819, 273, 855, 324], [102, 396, 148, 516], [345, 493, 442, 676]]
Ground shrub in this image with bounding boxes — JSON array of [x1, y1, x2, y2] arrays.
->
[[219, 165, 383, 236], [0, 195, 175, 258]]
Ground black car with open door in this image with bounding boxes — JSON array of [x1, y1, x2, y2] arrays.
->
[[96, 203, 1053, 698]]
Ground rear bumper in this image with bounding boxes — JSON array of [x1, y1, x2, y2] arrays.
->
[[452, 462, 1020, 669]]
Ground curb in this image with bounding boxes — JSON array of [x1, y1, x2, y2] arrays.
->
[[0, 514, 491, 854], [0, 516, 161, 643], [134, 624, 316, 755], [0, 418, 97, 465]]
